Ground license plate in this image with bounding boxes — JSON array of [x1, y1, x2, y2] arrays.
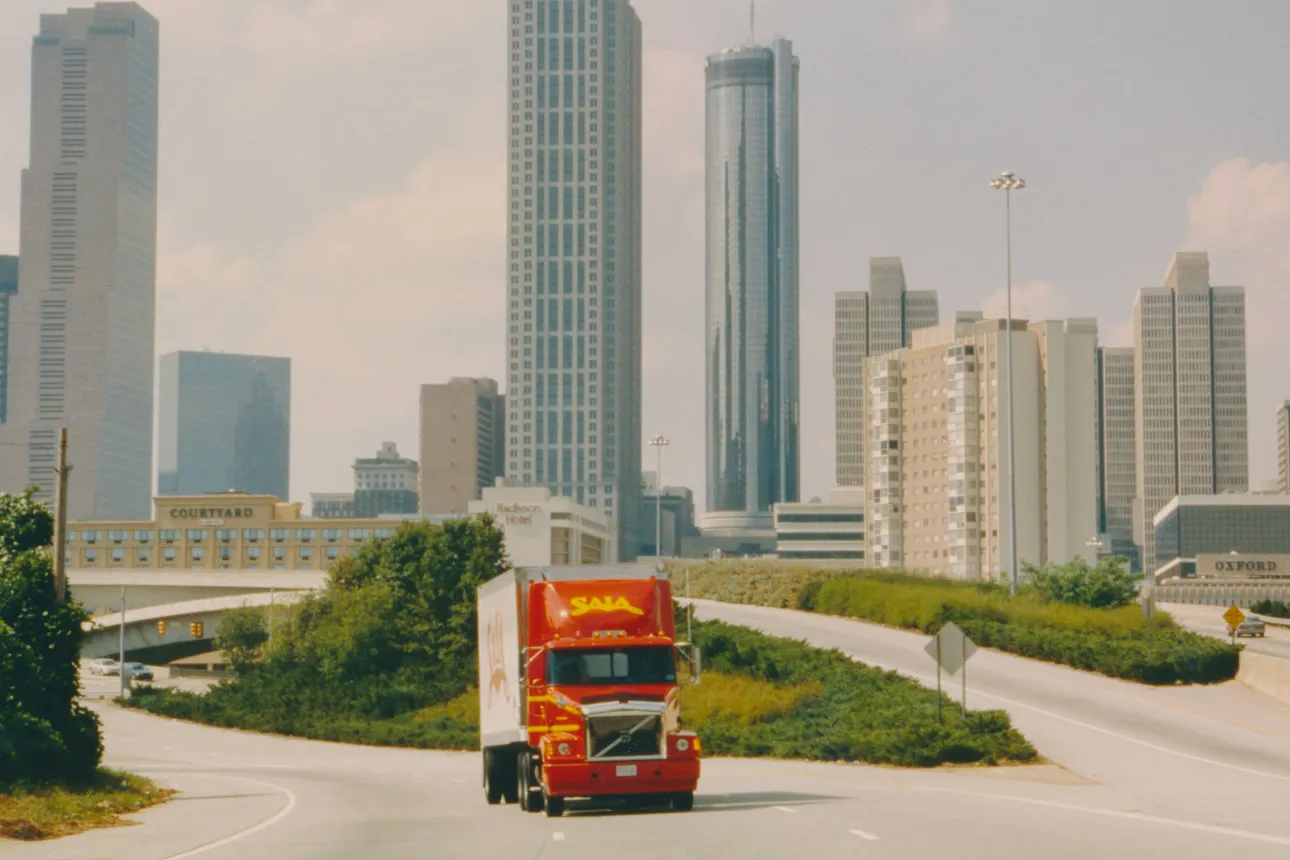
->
[[616, 765, 637, 777]]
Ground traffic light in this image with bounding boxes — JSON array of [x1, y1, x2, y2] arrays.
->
[[190, 621, 204, 638], [157, 619, 167, 635]]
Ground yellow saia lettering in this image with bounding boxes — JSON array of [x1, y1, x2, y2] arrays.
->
[[569, 596, 645, 617]]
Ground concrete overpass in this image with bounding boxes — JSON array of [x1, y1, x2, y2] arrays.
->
[[69, 568, 328, 614], [81, 590, 308, 660]]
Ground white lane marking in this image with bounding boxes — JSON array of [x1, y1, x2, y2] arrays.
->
[[923, 787, 1290, 847], [773, 806, 797, 814], [553, 832, 566, 842], [160, 776, 298, 860], [849, 829, 879, 841]]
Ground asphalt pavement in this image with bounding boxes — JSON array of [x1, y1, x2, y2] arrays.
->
[[10, 602, 1290, 859], [1161, 602, 1290, 661]]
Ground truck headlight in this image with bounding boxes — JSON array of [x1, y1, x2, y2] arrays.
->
[[676, 738, 689, 752], [557, 742, 571, 756]]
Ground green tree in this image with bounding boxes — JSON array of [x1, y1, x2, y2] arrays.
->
[[213, 607, 269, 674], [1023, 556, 1140, 610], [0, 488, 102, 786]]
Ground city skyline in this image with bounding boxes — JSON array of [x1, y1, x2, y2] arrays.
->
[[1, 2, 1289, 510]]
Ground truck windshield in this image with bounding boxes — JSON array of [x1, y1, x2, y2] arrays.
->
[[548, 646, 676, 686]]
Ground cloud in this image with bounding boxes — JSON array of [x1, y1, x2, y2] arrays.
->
[[906, 0, 953, 46], [156, 153, 506, 499], [980, 280, 1072, 323], [1183, 157, 1290, 482]]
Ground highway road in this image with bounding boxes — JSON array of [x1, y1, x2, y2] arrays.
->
[[10, 602, 1290, 859], [1162, 602, 1290, 661]]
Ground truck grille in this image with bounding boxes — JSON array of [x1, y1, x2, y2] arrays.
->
[[588, 713, 663, 760]]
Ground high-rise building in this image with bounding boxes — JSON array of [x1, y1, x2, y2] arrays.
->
[[1096, 347, 1138, 568], [865, 316, 1098, 579], [157, 352, 291, 500], [419, 377, 505, 515], [834, 258, 940, 488], [505, 0, 643, 560], [704, 39, 800, 528], [0, 4, 159, 519], [353, 442, 419, 517], [0, 256, 16, 424], [1132, 252, 1248, 573], [1278, 402, 1290, 494]]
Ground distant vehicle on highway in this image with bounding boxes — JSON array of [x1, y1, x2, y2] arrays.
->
[[90, 658, 121, 676], [123, 663, 154, 682], [1230, 617, 1267, 638]]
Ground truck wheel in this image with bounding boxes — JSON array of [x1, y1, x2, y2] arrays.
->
[[544, 792, 565, 818], [672, 792, 695, 812], [518, 751, 544, 813], [483, 751, 503, 805]]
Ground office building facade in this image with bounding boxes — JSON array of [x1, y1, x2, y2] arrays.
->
[[1096, 347, 1138, 568], [834, 258, 940, 488], [0, 4, 159, 519], [310, 492, 355, 519], [1132, 252, 1248, 573], [1153, 495, 1290, 574], [704, 39, 801, 524], [774, 488, 866, 561], [419, 377, 505, 515], [157, 351, 291, 500], [505, 0, 643, 560], [0, 256, 15, 424], [353, 442, 419, 517], [638, 475, 696, 558], [866, 317, 1098, 579], [1278, 402, 1290, 494]]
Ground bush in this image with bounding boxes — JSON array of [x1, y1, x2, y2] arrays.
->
[[1023, 556, 1140, 609], [1251, 599, 1290, 619], [0, 489, 102, 788]]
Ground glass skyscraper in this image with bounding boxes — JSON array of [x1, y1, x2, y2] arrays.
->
[[0, 3, 159, 519], [505, 0, 643, 560], [704, 40, 800, 525], [158, 352, 291, 500], [0, 256, 16, 424]]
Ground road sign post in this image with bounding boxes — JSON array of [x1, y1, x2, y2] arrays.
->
[[936, 638, 943, 725], [926, 622, 978, 723], [1141, 590, 1156, 644], [1223, 604, 1246, 644]]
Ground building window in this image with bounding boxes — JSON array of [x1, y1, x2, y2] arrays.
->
[[187, 529, 209, 542], [162, 547, 176, 565], [322, 528, 342, 541], [134, 529, 154, 542], [348, 529, 370, 541], [299, 547, 313, 560], [374, 528, 396, 539], [84, 548, 99, 564], [271, 528, 290, 541], [191, 547, 205, 562], [326, 546, 340, 561], [247, 547, 262, 561], [219, 547, 233, 562], [110, 547, 125, 565], [84, 531, 100, 545], [160, 530, 179, 543], [244, 529, 265, 542], [273, 547, 286, 560], [217, 529, 238, 542], [296, 529, 316, 542], [65, 531, 78, 544], [137, 547, 151, 563], [109, 530, 128, 543]]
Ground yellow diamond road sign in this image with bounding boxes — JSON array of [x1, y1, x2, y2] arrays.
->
[[1223, 604, 1246, 630]]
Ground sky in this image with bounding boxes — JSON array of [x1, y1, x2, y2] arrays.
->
[[1, 0, 1289, 511]]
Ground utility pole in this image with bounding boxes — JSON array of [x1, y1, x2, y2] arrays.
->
[[53, 427, 71, 602], [118, 586, 128, 700]]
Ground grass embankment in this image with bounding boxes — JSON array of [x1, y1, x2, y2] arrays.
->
[[0, 770, 172, 842], [674, 562, 1240, 685], [127, 615, 1035, 768]]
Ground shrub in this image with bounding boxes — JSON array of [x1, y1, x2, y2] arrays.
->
[[1023, 556, 1140, 609], [1251, 599, 1290, 619]]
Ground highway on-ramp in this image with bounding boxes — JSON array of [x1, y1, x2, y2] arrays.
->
[[1162, 601, 1290, 661], [11, 601, 1290, 860]]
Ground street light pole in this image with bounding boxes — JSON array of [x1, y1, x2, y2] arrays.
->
[[648, 436, 670, 560], [990, 171, 1026, 597]]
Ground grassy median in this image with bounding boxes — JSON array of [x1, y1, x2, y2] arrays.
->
[[673, 562, 1240, 685], [0, 770, 172, 842]]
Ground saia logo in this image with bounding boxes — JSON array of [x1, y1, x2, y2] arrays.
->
[[569, 596, 645, 617]]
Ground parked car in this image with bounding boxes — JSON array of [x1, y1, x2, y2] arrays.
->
[[1230, 617, 1267, 638], [123, 663, 154, 682]]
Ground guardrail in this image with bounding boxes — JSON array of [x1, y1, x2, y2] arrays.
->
[[1154, 583, 1290, 607]]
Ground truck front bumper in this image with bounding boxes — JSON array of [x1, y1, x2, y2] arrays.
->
[[543, 758, 700, 799]]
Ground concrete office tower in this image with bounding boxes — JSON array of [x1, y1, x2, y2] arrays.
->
[[419, 377, 505, 515], [834, 258, 940, 487], [704, 38, 800, 529], [1096, 347, 1138, 568], [0, 257, 16, 424], [505, 0, 643, 560], [353, 442, 419, 517], [0, 4, 159, 519], [1278, 402, 1290, 493], [866, 317, 1098, 580], [157, 352, 291, 500], [1132, 252, 1248, 573]]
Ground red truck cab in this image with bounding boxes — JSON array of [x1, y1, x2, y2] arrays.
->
[[478, 566, 701, 817]]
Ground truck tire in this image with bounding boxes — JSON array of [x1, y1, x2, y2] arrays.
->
[[518, 751, 544, 813], [544, 791, 565, 818], [672, 792, 695, 812], [483, 751, 503, 805]]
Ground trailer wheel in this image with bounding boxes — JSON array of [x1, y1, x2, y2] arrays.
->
[[672, 792, 695, 812], [483, 751, 503, 805]]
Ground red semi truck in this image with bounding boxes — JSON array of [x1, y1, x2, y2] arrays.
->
[[477, 565, 701, 817]]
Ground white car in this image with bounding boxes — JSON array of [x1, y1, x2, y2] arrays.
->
[[88, 658, 119, 676]]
